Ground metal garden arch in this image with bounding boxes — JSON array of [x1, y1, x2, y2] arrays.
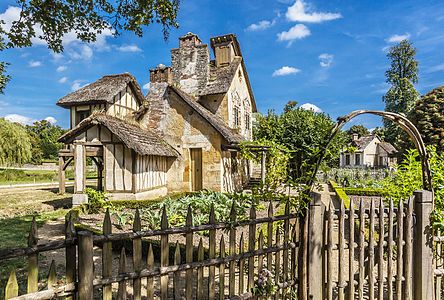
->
[[309, 109, 433, 193]]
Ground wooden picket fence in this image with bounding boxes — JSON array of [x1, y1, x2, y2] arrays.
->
[[1, 190, 437, 299], [434, 230, 444, 299], [1, 202, 302, 299]]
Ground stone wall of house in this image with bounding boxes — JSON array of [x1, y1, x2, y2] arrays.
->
[[142, 91, 224, 192], [227, 64, 253, 139]]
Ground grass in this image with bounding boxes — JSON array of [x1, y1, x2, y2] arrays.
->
[[0, 168, 97, 185], [0, 187, 72, 219], [0, 209, 69, 298]]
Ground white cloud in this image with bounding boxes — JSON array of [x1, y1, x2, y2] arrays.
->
[[286, 0, 342, 23], [427, 63, 444, 73], [28, 60, 42, 67], [5, 114, 35, 125], [386, 33, 411, 43], [58, 77, 68, 83], [272, 66, 301, 77], [68, 45, 93, 60], [143, 82, 151, 90], [44, 116, 57, 124], [277, 24, 311, 44], [319, 53, 334, 67], [300, 103, 322, 113], [246, 20, 275, 32], [117, 44, 142, 52], [71, 80, 88, 91], [56, 65, 67, 72]]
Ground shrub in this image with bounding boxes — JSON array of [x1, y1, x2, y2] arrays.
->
[[329, 180, 350, 208], [342, 187, 388, 197], [84, 188, 114, 214]]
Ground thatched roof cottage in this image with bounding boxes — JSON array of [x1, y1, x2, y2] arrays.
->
[[57, 33, 256, 204]]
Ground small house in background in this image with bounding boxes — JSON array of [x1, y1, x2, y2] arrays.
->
[[56, 33, 256, 205], [339, 134, 397, 168]]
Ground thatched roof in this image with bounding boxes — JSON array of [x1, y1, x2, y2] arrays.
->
[[56, 73, 145, 108], [58, 113, 178, 157], [379, 141, 398, 154], [352, 135, 376, 151], [168, 86, 245, 144]]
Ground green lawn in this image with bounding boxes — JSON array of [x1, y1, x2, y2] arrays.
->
[[0, 209, 69, 298], [0, 168, 97, 185]]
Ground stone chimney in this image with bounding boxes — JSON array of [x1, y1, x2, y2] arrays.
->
[[211, 34, 240, 67], [352, 133, 359, 141], [171, 32, 209, 95], [150, 64, 172, 84]]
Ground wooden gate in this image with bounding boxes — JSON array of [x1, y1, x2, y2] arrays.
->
[[308, 190, 434, 300]]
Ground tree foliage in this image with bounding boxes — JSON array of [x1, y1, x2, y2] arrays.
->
[[0, 0, 180, 93], [26, 120, 66, 162], [0, 118, 32, 165], [411, 86, 444, 153], [253, 102, 346, 183], [382, 40, 419, 152]]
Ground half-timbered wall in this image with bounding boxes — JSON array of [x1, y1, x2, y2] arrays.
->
[[104, 144, 133, 192], [70, 104, 106, 128], [106, 86, 140, 118], [135, 155, 168, 191]]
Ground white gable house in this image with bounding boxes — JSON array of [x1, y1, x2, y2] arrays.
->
[[340, 134, 398, 168]]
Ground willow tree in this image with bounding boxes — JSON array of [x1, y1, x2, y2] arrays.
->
[[0, 118, 32, 165], [412, 86, 444, 153], [383, 40, 419, 152], [0, 0, 180, 93]]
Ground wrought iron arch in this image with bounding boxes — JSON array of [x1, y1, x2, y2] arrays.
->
[[309, 110, 433, 192]]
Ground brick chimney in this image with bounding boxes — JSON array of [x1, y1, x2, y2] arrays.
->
[[352, 133, 359, 141], [150, 64, 172, 84], [171, 32, 209, 95]]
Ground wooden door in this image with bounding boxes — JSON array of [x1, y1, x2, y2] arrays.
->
[[190, 148, 203, 191]]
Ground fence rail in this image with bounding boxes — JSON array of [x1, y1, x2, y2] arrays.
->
[[2, 202, 302, 300], [1, 190, 437, 300]]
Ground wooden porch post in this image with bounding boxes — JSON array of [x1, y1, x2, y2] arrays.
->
[[73, 143, 88, 205], [261, 148, 266, 186], [58, 155, 65, 194]]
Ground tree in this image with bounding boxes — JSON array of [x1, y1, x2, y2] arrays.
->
[[0, 118, 32, 165], [26, 120, 66, 162], [254, 102, 346, 182], [382, 39, 419, 151], [411, 86, 444, 153], [0, 0, 180, 93], [346, 125, 369, 140]]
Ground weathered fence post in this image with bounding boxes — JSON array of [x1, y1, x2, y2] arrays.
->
[[308, 192, 325, 299], [78, 231, 94, 300], [413, 190, 434, 300]]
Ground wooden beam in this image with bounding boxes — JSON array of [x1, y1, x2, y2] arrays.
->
[[58, 156, 66, 194]]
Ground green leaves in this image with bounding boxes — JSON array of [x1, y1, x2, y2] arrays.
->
[[0, 118, 32, 165]]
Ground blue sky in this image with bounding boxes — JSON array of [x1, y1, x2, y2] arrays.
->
[[1, 0, 444, 129]]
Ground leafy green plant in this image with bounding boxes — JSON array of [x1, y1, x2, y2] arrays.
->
[[112, 211, 131, 229], [252, 268, 278, 297], [85, 188, 114, 214], [139, 190, 264, 230]]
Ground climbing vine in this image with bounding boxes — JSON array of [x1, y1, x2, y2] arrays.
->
[[239, 139, 291, 191]]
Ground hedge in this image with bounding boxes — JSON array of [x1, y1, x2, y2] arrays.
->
[[329, 180, 350, 208], [342, 187, 388, 197]]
